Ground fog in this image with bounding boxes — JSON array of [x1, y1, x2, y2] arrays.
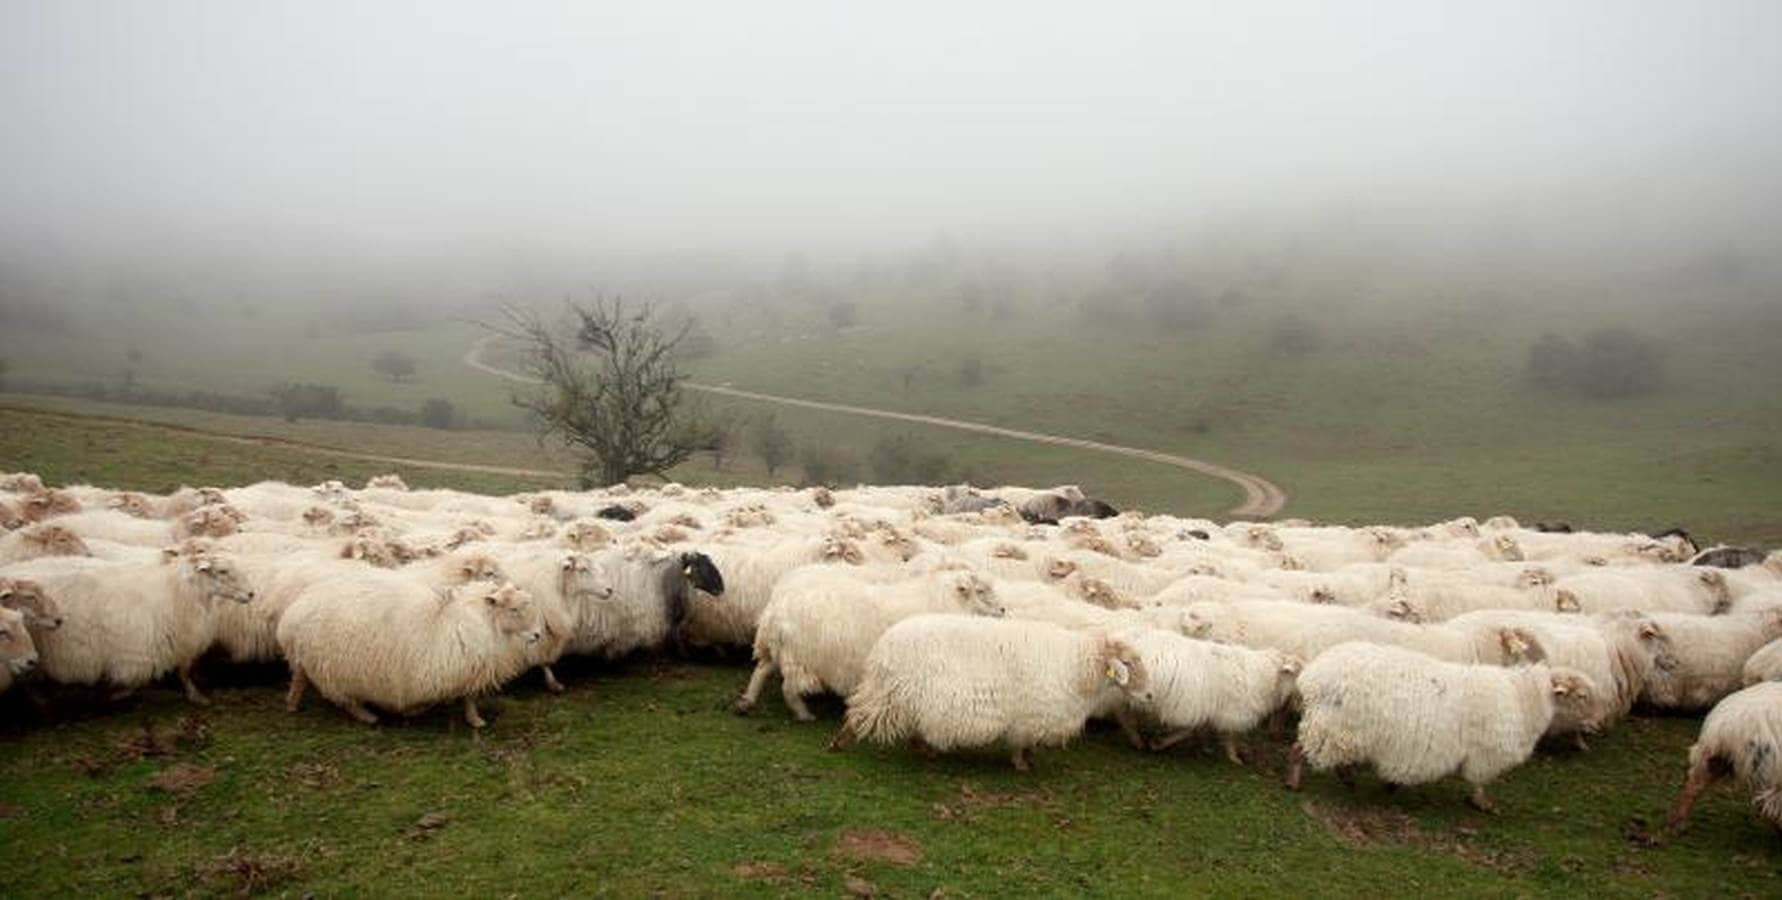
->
[[3, 1, 1781, 278]]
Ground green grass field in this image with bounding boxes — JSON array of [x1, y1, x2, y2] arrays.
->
[[1, 409, 1778, 897]]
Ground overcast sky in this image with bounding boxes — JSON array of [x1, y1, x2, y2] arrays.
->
[[2, 1, 1779, 262]]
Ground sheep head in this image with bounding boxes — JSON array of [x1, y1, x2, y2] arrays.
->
[[0, 499, 21, 531], [188, 554, 255, 604], [1075, 577, 1138, 611], [947, 572, 1003, 617], [1516, 566, 1555, 590], [1548, 668, 1607, 736], [475, 582, 542, 644], [560, 521, 612, 552], [821, 536, 866, 566], [0, 472, 46, 494], [365, 473, 409, 491], [0, 577, 62, 630], [453, 553, 504, 584], [1696, 569, 1732, 611], [991, 542, 1027, 561], [107, 492, 157, 518], [1124, 534, 1162, 559], [0, 607, 37, 676], [22, 524, 91, 558], [1488, 534, 1525, 562], [1045, 558, 1078, 581], [1098, 638, 1151, 703], [1382, 596, 1423, 623], [559, 553, 615, 600], [810, 486, 835, 509], [21, 490, 79, 522], [1554, 589, 1583, 614], [679, 552, 725, 596], [177, 505, 244, 539], [301, 506, 336, 529], [1497, 627, 1547, 665]]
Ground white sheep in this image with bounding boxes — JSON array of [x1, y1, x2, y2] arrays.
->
[[737, 567, 1003, 720], [1742, 637, 1782, 686], [680, 535, 865, 649], [1666, 681, 1782, 835], [830, 614, 1150, 770], [20, 552, 255, 703], [1175, 598, 1543, 668], [1117, 626, 1300, 764], [279, 577, 543, 728], [1550, 569, 1731, 617], [0, 523, 92, 563], [575, 546, 725, 660], [1447, 609, 1671, 739], [492, 546, 616, 691], [0, 606, 39, 694], [1638, 610, 1782, 710], [1286, 642, 1605, 811]]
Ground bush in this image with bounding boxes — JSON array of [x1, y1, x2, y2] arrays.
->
[[1143, 280, 1210, 330], [1524, 328, 1665, 399], [751, 415, 792, 476], [271, 383, 345, 423], [827, 301, 860, 330], [958, 354, 985, 388], [372, 350, 418, 383], [419, 398, 457, 430]]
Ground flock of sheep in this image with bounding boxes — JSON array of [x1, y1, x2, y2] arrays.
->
[[2, 472, 1780, 837]]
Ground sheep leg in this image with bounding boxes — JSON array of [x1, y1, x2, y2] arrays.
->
[[781, 684, 816, 722], [909, 736, 940, 761], [177, 663, 210, 706], [1011, 747, 1034, 773], [1467, 784, 1498, 814], [1148, 728, 1197, 752], [1115, 708, 1146, 750], [1267, 708, 1289, 740], [341, 698, 380, 725], [1284, 745, 1304, 791], [541, 665, 565, 694], [107, 684, 138, 702], [826, 721, 857, 752], [285, 665, 309, 712], [462, 696, 487, 729], [734, 659, 775, 715], [1666, 756, 1721, 833], [1573, 733, 1591, 753], [1221, 733, 1247, 767]]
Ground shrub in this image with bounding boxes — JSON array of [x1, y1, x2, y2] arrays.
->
[[1524, 328, 1665, 399], [1270, 314, 1322, 357], [419, 398, 457, 430], [799, 443, 860, 487]]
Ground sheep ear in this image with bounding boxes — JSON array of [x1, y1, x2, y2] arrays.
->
[[1639, 621, 1661, 639], [485, 593, 501, 606], [1555, 590, 1581, 613], [161, 546, 182, 561], [1551, 681, 1570, 697], [560, 555, 577, 571], [1104, 658, 1131, 686], [1279, 656, 1302, 676], [195, 558, 213, 573]]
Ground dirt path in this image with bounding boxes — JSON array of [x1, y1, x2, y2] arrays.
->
[[463, 335, 1287, 517]]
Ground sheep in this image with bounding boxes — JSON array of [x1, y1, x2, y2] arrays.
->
[[1549, 569, 1731, 617], [1388, 534, 1524, 569], [279, 578, 543, 728], [1446, 609, 1670, 739], [0, 576, 65, 631], [23, 552, 256, 703], [830, 614, 1150, 770], [738, 568, 1003, 721], [1175, 598, 1544, 668], [576, 546, 725, 660], [365, 473, 409, 491], [173, 504, 247, 540], [1742, 638, 1782, 686], [1637, 610, 1782, 710], [1117, 626, 1301, 765], [492, 546, 616, 691], [1285, 642, 1605, 812], [0, 472, 46, 494], [1692, 545, 1769, 569], [51, 509, 174, 547], [681, 535, 865, 650], [17, 489, 81, 523], [0, 606, 39, 694], [0, 524, 92, 563], [0, 498, 24, 531], [1666, 682, 1782, 835]]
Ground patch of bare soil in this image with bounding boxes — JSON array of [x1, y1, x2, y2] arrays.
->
[[835, 830, 923, 866], [931, 783, 1057, 823], [197, 849, 304, 898], [147, 763, 216, 798], [1300, 800, 1537, 874]]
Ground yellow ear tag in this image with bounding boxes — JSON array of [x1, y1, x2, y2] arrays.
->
[[1105, 665, 1119, 681]]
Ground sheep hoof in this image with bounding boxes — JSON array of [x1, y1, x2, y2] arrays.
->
[[185, 691, 212, 707], [463, 697, 487, 729], [1468, 786, 1498, 814], [732, 698, 754, 716], [344, 701, 379, 725]]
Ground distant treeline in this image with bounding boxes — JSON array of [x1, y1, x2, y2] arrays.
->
[[0, 378, 491, 431]]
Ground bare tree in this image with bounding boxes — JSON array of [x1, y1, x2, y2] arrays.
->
[[497, 296, 712, 488], [372, 350, 418, 383]]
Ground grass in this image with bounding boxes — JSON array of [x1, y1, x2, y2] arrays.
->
[[2, 410, 1779, 896]]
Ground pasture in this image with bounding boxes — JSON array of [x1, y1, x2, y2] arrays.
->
[[0, 411, 1777, 897]]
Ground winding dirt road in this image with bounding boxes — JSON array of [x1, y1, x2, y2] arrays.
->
[[464, 335, 1287, 518]]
